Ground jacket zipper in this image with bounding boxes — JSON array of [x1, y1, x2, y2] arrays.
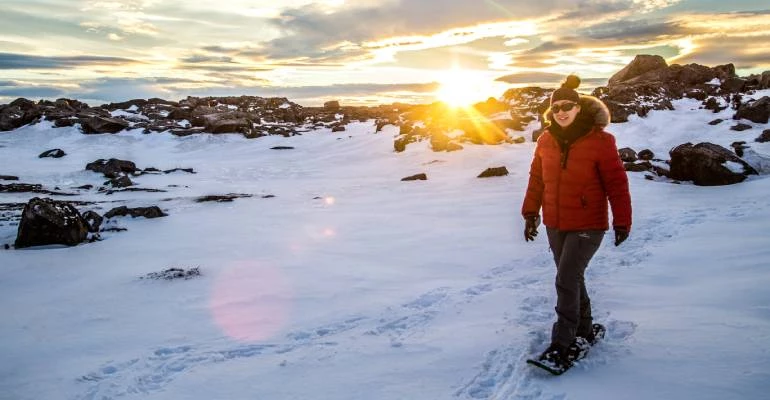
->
[[553, 127, 596, 230]]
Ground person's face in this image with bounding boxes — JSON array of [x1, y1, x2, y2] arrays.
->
[[551, 100, 580, 128]]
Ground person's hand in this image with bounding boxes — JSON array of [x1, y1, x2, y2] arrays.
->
[[614, 226, 629, 246], [524, 215, 540, 242]]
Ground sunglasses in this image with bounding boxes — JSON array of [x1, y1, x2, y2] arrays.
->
[[552, 102, 578, 113]]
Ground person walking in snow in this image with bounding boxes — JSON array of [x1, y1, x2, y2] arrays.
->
[[521, 75, 632, 370]]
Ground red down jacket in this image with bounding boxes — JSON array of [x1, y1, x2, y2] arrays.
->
[[521, 97, 632, 232]]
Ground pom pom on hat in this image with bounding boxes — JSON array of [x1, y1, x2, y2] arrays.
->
[[551, 74, 581, 104]]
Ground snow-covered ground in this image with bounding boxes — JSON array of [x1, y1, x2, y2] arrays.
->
[[1, 93, 770, 400]]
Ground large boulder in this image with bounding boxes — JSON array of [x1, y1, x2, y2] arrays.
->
[[324, 100, 341, 111], [608, 55, 668, 86], [86, 158, 137, 178], [14, 197, 89, 248], [734, 97, 770, 123], [79, 115, 130, 134], [669, 142, 758, 186], [0, 98, 42, 131]]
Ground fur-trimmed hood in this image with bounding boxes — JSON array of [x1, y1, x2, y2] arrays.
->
[[545, 95, 610, 128]]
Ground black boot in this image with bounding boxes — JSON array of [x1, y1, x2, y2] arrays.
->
[[538, 343, 572, 370]]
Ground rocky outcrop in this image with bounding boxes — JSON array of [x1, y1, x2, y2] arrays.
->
[[39, 149, 66, 158], [669, 142, 758, 186], [324, 100, 341, 111], [104, 205, 167, 219], [14, 197, 89, 248], [618, 148, 637, 162], [595, 55, 741, 122], [86, 158, 138, 178], [477, 166, 509, 178], [734, 97, 770, 124], [0, 98, 42, 131], [0, 183, 75, 196], [80, 116, 130, 134], [608, 55, 668, 86]]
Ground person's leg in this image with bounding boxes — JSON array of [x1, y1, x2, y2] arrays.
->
[[576, 278, 593, 338], [546, 227, 566, 266], [549, 230, 603, 348]]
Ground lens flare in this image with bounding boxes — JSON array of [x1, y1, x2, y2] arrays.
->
[[209, 261, 292, 342]]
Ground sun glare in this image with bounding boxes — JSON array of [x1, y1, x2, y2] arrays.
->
[[435, 68, 497, 108]]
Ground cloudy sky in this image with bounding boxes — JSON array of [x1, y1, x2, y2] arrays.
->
[[1, 0, 769, 106]]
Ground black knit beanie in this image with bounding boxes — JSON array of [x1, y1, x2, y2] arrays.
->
[[550, 75, 581, 104]]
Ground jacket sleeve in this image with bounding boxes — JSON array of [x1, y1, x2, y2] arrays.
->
[[598, 134, 632, 230], [521, 140, 544, 218]]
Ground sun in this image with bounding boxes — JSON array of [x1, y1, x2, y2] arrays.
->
[[435, 68, 495, 108]]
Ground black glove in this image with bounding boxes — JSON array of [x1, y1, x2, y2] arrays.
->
[[614, 226, 629, 246], [524, 215, 541, 242]]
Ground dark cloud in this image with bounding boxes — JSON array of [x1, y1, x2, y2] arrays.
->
[[260, 1, 589, 63], [180, 55, 235, 63], [202, 46, 238, 54], [580, 19, 688, 41], [0, 86, 64, 98], [0, 52, 140, 70], [175, 64, 273, 72], [1, 9, 90, 40], [557, 0, 635, 20]]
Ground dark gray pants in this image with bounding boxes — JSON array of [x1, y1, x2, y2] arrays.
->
[[546, 227, 604, 348]]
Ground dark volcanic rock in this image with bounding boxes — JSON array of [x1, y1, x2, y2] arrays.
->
[[104, 205, 167, 219], [730, 123, 752, 132], [141, 267, 201, 280], [608, 55, 668, 86], [708, 119, 724, 125], [105, 176, 133, 188], [600, 56, 736, 122], [624, 161, 652, 172], [477, 166, 509, 178], [734, 96, 770, 123], [79, 115, 130, 134], [195, 194, 253, 203], [0, 98, 42, 131], [0, 175, 19, 181], [14, 197, 89, 248], [81, 210, 103, 232], [756, 129, 770, 143], [86, 158, 137, 178], [618, 147, 638, 162], [721, 77, 746, 93], [163, 168, 195, 174], [0, 183, 75, 196], [704, 97, 727, 113], [324, 100, 341, 111], [401, 173, 428, 181], [669, 142, 758, 186], [39, 149, 67, 158], [638, 149, 655, 161], [731, 141, 749, 157]]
